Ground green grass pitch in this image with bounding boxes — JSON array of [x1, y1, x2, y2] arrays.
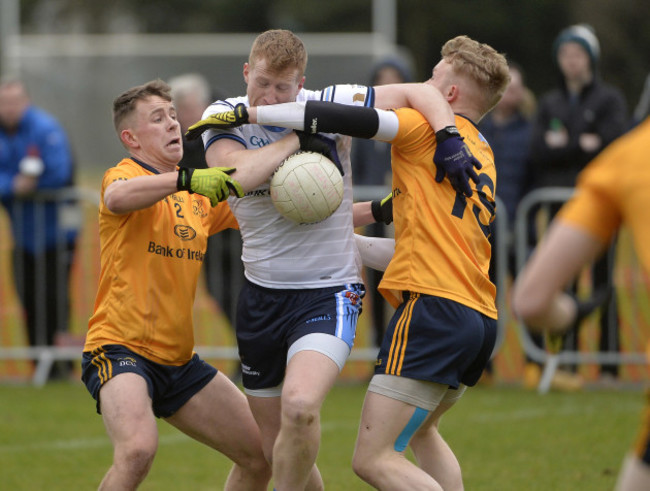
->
[[0, 381, 642, 490]]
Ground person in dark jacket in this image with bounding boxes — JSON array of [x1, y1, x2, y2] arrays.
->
[[526, 24, 628, 382], [479, 61, 535, 275]]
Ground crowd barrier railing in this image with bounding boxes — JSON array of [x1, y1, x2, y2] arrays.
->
[[0, 187, 100, 386]]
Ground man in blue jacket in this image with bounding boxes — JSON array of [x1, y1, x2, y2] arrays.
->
[[0, 78, 78, 380]]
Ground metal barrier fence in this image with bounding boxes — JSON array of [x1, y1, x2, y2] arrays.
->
[[0, 187, 100, 386], [514, 187, 648, 393]]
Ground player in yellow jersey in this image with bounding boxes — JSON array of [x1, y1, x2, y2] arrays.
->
[[513, 118, 650, 490], [198, 35, 510, 490], [81, 79, 276, 490]]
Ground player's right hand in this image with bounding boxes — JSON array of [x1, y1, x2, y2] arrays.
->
[[371, 193, 393, 225], [295, 131, 344, 176], [185, 103, 249, 140], [177, 167, 244, 206]]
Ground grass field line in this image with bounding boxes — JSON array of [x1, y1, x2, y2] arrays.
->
[[0, 432, 191, 454]]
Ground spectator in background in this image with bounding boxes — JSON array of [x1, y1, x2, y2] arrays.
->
[[351, 55, 414, 347], [168, 73, 244, 380], [479, 61, 534, 268], [0, 78, 78, 381], [168, 73, 215, 168], [526, 24, 628, 386], [478, 61, 536, 386]]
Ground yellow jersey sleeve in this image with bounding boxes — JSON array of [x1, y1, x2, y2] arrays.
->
[[85, 159, 237, 365], [558, 118, 650, 272], [378, 108, 497, 319]]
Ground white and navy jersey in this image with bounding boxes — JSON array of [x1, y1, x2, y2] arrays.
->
[[201, 85, 375, 289]]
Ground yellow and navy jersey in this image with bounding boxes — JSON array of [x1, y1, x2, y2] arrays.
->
[[379, 109, 497, 319], [558, 117, 650, 273], [84, 158, 238, 366]]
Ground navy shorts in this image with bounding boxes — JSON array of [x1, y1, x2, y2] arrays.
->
[[81, 345, 217, 418], [236, 279, 364, 390], [375, 292, 496, 389]]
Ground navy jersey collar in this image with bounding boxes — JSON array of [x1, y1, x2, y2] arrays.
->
[[132, 157, 161, 174]]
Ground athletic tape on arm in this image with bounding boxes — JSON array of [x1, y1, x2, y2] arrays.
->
[[304, 101, 398, 141]]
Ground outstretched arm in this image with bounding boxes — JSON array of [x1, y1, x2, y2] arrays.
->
[[104, 172, 177, 214], [104, 166, 242, 213], [188, 96, 483, 196], [250, 102, 400, 142], [246, 82, 456, 135], [250, 101, 483, 197], [512, 221, 606, 332], [373, 82, 454, 132], [204, 132, 301, 193]]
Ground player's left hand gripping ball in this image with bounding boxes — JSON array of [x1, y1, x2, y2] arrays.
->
[[177, 167, 244, 206], [185, 103, 249, 140], [433, 126, 482, 197]]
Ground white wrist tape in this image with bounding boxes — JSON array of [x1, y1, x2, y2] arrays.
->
[[256, 102, 306, 130]]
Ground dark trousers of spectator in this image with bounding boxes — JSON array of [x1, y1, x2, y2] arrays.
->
[[12, 244, 76, 379]]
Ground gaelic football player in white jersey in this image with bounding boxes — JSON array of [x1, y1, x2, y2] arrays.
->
[[187, 29, 477, 490]]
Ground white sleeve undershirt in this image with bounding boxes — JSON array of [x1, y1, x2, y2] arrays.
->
[[256, 102, 399, 141], [354, 234, 395, 272]]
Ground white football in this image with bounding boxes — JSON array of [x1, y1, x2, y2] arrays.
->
[[270, 151, 344, 224]]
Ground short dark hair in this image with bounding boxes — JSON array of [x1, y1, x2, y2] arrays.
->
[[112, 79, 171, 132]]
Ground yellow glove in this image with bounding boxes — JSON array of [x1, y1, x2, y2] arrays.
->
[[185, 103, 249, 140], [177, 167, 244, 206]]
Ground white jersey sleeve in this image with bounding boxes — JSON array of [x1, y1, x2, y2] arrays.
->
[[319, 84, 376, 107]]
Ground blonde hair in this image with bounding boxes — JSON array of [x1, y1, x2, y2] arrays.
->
[[249, 29, 308, 76], [441, 36, 510, 116]]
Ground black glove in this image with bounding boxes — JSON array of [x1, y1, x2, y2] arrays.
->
[[185, 103, 249, 140], [433, 126, 482, 197], [177, 166, 244, 206], [295, 131, 344, 176], [545, 287, 612, 354], [573, 287, 612, 327], [371, 193, 393, 225]]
